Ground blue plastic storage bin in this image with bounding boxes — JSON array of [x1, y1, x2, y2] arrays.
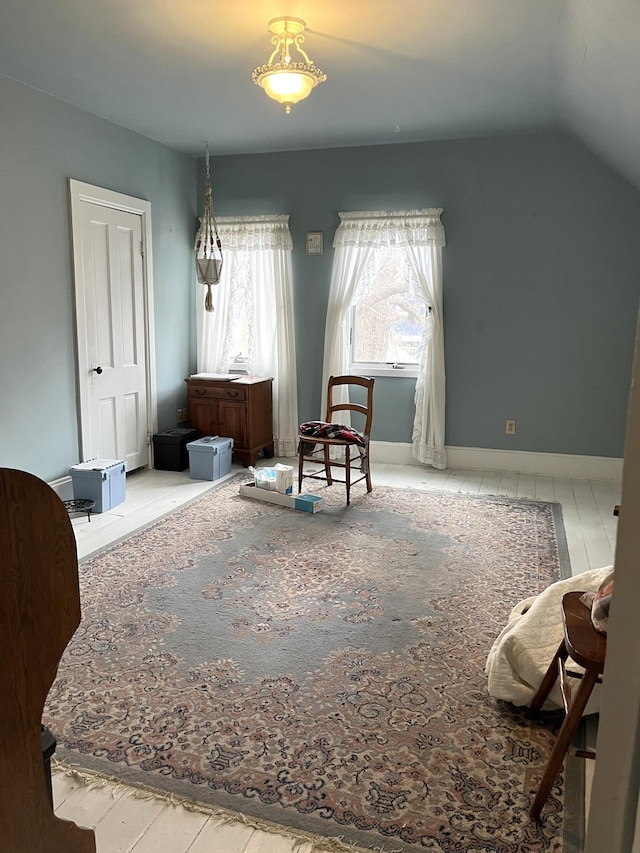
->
[[69, 458, 127, 512], [186, 437, 233, 481]]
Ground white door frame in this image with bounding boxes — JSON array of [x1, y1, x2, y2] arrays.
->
[[69, 179, 158, 463], [585, 315, 640, 852]]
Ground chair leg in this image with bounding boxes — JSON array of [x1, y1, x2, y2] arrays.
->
[[529, 666, 601, 820], [365, 450, 372, 493], [324, 445, 332, 485], [345, 445, 351, 505], [298, 448, 304, 494], [526, 641, 567, 718]]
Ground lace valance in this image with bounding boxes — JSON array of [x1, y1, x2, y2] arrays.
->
[[215, 215, 293, 251], [334, 208, 445, 249]]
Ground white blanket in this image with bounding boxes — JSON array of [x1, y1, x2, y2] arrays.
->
[[485, 566, 612, 713]]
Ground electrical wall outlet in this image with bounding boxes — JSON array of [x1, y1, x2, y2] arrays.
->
[[505, 419, 516, 435]]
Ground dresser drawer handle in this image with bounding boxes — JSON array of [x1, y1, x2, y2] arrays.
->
[[195, 388, 206, 396], [227, 390, 239, 398]]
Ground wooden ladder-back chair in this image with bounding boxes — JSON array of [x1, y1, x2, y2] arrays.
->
[[0, 468, 96, 853], [526, 590, 607, 821], [298, 375, 375, 505]]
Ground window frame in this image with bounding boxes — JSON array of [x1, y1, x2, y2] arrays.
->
[[347, 297, 424, 380]]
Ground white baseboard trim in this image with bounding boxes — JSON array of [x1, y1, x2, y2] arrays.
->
[[370, 442, 419, 466], [50, 447, 623, 492], [49, 475, 74, 500], [371, 441, 623, 481]]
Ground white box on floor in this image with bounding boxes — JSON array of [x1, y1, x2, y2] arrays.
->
[[69, 458, 127, 513], [275, 465, 293, 494], [239, 482, 324, 512], [254, 464, 293, 494], [187, 436, 233, 481]]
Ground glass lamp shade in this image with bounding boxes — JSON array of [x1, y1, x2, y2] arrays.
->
[[258, 70, 317, 112], [196, 256, 223, 286]]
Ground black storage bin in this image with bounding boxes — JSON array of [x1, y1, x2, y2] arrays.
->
[[153, 428, 198, 471]]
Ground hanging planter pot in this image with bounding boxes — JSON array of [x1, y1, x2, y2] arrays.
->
[[195, 143, 223, 312]]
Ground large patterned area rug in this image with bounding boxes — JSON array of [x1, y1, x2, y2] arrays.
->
[[45, 476, 579, 852]]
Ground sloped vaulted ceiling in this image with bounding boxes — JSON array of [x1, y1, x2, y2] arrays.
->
[[557, 1, 640, 189], [0, 0, 639, 187]]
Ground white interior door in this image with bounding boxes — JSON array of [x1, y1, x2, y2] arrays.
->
[[70, 180, 157, 470]]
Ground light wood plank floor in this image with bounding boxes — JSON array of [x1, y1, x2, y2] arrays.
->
[[53, 460, 620, 852]]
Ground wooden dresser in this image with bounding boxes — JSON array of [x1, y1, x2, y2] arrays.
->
[[186, 375, 274, 467]]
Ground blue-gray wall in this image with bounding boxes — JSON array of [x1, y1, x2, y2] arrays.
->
[[0, 75, 197, 482], [1, 68, 639, 485], [206, 134, 640, 458]]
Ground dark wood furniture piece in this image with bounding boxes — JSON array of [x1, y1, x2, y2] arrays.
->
[[0, 468, 96, 853], [186, 375, 274, 468], [526, 590, 607, 820], [298, 374, 375, 505]]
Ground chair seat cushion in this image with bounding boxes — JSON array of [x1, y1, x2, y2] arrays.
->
[[299, 421, 366, 448]]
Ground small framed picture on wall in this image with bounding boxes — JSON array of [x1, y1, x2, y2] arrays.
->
[[305, 231, 324, 255]]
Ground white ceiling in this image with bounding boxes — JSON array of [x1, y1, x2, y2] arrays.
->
[[1, 1, 639, 186]]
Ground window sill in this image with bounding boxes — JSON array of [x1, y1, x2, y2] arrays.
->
[[349, 365, 419, 379]]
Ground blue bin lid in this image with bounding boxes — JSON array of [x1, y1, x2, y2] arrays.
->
[[187, 437, 233, 452], [70, 458, 127, 472]]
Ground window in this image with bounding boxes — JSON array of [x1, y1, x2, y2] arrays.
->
[[323, 208, 446, 468], [196, 214, 299, 456], [348, 248, 430, 378]]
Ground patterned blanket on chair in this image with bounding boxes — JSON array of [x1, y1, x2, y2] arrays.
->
[[298, 421, 368, 470], [299, 421, 366, 447]]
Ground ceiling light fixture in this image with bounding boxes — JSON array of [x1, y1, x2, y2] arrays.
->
[[195, 142, 223, 313], [252, 17, 326, 114]]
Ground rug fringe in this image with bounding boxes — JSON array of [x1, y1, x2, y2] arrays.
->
[[52, 759, 399, 853]]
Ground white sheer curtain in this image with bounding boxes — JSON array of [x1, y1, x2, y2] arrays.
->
[[322, 209, 446, 468], [320, 237, 376, 416], [196, 215, 299, 457]]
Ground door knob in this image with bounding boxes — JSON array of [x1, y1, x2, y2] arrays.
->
[[92, 366, 103, 375]]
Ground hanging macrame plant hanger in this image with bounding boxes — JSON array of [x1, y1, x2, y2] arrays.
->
[[195, 142, 223, 312]]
